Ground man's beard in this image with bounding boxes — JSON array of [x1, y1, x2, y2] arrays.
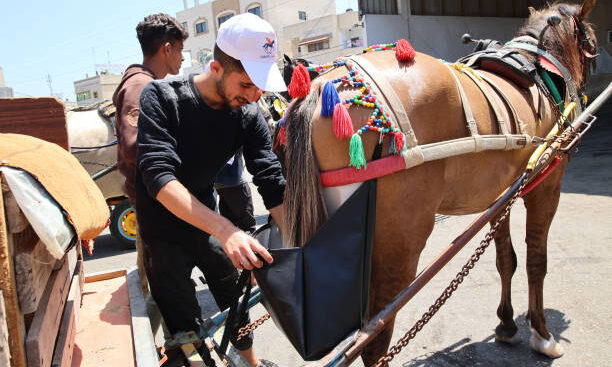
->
[[214, 77, 233, 109]]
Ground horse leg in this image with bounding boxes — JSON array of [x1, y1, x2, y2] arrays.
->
[[522, 163, 566, 358], [492, 213, 520, 344]]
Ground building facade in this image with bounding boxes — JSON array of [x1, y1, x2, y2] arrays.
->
[[283, 10, 365, 64], [73, 73, 122, 107], [359, 0, 611, 94], [0, 66, 14, 98], [176, 0, 338, 74]]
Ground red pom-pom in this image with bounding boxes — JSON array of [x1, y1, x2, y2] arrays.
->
[[288, 64, 311, 99], [332, 103, 353, 139], [394, 131, 405, 152], [395, 39, 415, 63]]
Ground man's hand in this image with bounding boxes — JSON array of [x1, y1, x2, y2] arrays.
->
[[219, 228, 273, 270]]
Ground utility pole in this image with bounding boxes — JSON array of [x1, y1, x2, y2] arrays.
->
[[46, 73, 53, 96]]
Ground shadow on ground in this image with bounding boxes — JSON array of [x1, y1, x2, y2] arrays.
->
[[403, 309, 571, 367]]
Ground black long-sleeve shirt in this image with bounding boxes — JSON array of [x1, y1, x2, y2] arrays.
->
[[135, 74, 285, 241]]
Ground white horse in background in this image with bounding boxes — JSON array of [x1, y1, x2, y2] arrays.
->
[[66, 102, 125, 202]]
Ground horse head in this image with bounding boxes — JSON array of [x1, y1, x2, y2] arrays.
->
[[520, 0, 598, 92], [281, 54, 320, 101]]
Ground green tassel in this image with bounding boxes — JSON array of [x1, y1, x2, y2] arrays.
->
[[349, 134, 367, 169]]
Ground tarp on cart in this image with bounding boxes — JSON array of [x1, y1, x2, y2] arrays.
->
[[0, 134, 109, 249]]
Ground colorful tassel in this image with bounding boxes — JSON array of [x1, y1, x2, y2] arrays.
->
[[288, 64, 311, 99], [321, 82, 341, 117], [349, 134, 367, 169], [332, 103, 353, 139], [395, 39, 416, 63], [393, 131, 405, 152]]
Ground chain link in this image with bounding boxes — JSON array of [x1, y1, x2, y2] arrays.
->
[[374, 177, 528, 367], [236, 313, 271, 341]]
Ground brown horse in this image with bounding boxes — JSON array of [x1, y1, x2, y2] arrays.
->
[[280, 1, 597, 365]]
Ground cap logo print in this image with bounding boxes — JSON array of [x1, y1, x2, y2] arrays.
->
[[262, 37, 275, 56]]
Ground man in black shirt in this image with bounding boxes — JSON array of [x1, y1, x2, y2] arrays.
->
[[135, 13, 286, 366]]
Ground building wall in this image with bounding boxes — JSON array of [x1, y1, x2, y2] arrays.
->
[[588, 0, 611, 74], [73, 74, 121, 107], [0, 87, 13, 98], [176, 0, 338, 68], [282, 10, 364, 64], [364, 14, 523, 61]]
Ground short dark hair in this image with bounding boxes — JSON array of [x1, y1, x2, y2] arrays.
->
[[137, 14, 189, 57], [214, 44, 245, 74]]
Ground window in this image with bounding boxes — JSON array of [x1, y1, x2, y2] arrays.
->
[[93, 91, 98, 99], [182, 21, 188, 31], [76, 91, 91, 101], [247, 5, 262, 17], [195, 20, 207, 34], [298, 11, 307, 20], [218, 13, 234, 27], [608, 30, 612, 44], [307, 40, 329, 52], [198, 49, 213, 65]]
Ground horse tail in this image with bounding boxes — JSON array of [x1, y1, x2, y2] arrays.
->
[[283, 81, 328, 247]]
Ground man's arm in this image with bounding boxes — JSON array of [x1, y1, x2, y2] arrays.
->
[[242, 108, 286, 222], [156, 180, 272, 269], [137, 85, 272, 269]]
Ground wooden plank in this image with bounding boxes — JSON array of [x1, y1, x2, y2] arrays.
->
[[1, 189, 28, 234], [50, 261, 82, 367], [0, 181, 27, 367], [0, 98, 69, 151], [25, 246, 77, 367], [13, 226, 56, 315], [127, 267, 159, 366], [84, 269, 126, 283], [0, 290, 12, 367]]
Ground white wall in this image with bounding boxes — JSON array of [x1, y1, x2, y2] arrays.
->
[[364, 14, 523, 62], [176, 2, 216, 65]]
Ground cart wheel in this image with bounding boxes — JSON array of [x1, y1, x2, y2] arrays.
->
[[109, 199, 137, 249]]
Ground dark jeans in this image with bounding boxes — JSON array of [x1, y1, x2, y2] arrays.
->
[[141, 231, 253, 350], [216, 182, 256, 233]]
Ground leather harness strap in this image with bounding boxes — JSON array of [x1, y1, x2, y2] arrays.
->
[[444, 64, 480, 136], [505, 41, 582, 115], [456, 65, 510, 135], [348, 55, 419, 147]]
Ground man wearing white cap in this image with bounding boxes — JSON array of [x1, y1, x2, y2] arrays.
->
[[135, 13, 286, 366]]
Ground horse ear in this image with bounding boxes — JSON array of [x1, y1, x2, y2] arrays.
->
[[528, 6, 536, 15], [284, 54, 292, 65], [579, 0, 596, 20]]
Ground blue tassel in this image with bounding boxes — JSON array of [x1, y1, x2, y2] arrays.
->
[[321, 82, 340, 117]]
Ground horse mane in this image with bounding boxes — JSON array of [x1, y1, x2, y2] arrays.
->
[[518, 2, 597, 90], [283, 80, 328, 247]]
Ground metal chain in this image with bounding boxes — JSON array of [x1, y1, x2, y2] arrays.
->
[[374, 177, 528, 367], [236, 313, 271, 341]]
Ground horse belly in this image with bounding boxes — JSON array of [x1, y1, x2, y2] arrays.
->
[[437, 149, 531, 215]]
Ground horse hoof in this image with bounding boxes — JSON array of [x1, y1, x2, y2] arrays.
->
[[495, 333, 519, 344], [495, 324, 519, 344], [529, 329, 564, 358]]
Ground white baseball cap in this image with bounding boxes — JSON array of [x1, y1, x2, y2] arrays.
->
[[216, 13, 287, 92]]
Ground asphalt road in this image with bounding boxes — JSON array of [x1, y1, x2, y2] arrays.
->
[[84, 100, 612, 366]]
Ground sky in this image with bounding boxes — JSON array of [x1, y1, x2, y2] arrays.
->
[[0, 0, 358, 101]]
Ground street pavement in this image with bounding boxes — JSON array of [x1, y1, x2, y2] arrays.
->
[[84, 100, 612, 366]]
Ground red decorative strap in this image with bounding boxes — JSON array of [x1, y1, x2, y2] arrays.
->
[[320, 155, 406, 187]]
